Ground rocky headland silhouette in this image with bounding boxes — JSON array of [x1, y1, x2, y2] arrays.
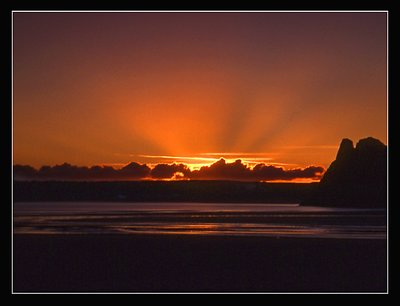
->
[[303, 137, 387, 208]]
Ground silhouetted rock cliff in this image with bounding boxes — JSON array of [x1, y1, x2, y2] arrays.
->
[[304, 137, 387, 208]]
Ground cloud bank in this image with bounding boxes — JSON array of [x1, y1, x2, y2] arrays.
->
[[13, 159, 325, 182]]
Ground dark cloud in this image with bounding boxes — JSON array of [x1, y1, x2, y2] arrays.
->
[[189, 159, 324, 181], [189, 159, 251, 180], [252, 164, 325, 181], [38, 163, 92, 180], [285, 166, 326, 180], [14, 162, 149, 181], [13, 165, 38, 180], [13, 159, 325, 181], [120, 162, 151, 178], [150, 163, 190, 179], [86, 165, 119, 179]]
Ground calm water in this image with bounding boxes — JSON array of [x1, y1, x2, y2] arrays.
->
[[13, 202, 387, 239]]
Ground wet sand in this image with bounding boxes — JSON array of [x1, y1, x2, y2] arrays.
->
[[13, 234, 387, 293]]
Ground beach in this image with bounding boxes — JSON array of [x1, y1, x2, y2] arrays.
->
[[13, 234, 387, 292]]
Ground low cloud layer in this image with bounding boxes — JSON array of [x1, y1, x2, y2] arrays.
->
[[13, 159, 325, 182]]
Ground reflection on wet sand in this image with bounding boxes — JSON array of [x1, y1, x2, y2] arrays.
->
[[13, 202, 386, 239]]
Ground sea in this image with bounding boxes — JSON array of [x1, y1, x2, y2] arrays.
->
[[13, 202, 387, 239]]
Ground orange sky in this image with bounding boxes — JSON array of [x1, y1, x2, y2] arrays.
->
[[13, 12, 387, 175]]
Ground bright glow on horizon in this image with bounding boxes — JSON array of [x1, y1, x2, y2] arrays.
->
[[138, 153, 282, 171], [138, 155, 219, 162]]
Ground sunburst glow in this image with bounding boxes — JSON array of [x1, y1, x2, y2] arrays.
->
[[13, 12, 387, 174]]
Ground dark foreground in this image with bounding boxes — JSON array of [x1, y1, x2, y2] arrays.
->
[[13, 234, 387, 292]]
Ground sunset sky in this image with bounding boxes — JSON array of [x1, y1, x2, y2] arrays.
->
[[13, 12, 387, 180]]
